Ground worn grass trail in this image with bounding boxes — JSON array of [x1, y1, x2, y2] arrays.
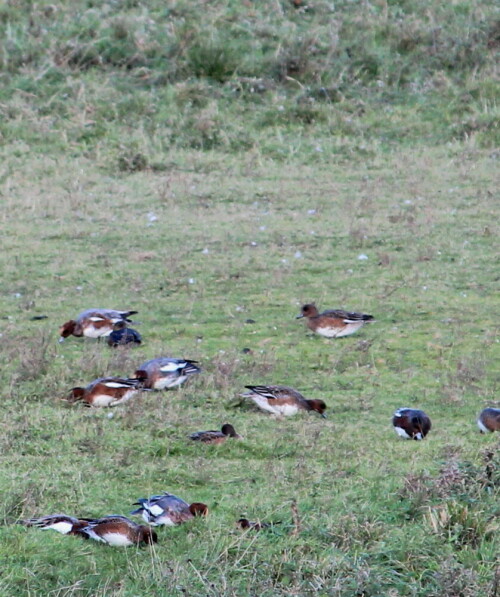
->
[[0, 145, 498, 595]]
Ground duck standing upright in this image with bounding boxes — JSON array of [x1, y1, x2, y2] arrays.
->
[[297, 303, 374, 338]]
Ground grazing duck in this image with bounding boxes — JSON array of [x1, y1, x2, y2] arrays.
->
[[392, 408, 431, 440], [241, 385, 327, 418], [107, 321, 142, 347], [134, 357, 201, 390], [67, 377, 144, 407], [477, 408, 500, 433], [297, 303, 374, 338], [75, 515, 157, 546], [131, 492, 208, 526], [59, 309, 138, 342], [20, 514, 93, 535], [236, 518, 273, 531], [189, 423, 242, 444]]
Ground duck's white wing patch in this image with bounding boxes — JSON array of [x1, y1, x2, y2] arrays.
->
[[160, 362, 183, 372], [43, 521, 74, 534], [148, 504, 165, 517], [88, 316, 106, 322], [104, 381, 133, 388]]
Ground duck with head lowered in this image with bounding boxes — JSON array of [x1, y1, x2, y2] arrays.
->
[[392, 408, 431, 440], [131, 492, 208, 526], [134, 357, 201, 390], [59, 309, 138, 342], [241, 385, 327, 418], [66, 376, 145, 407]]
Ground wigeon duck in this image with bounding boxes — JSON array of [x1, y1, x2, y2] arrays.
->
[[59, 309, 138, 342], [241, 385, 327, 418], [477, 408, 500, 433], [134, 357, 201, 390], [131, 492, 208, 526], [189, 423, 242, 444], [392, 408, 431, 440], [297, 303, 374, 338], [75, 515, 157, 546], [20, 514, 93, 535], [67, 377, 144, 407], [107, 321, 142, 347], [236, 518, 273, 531]]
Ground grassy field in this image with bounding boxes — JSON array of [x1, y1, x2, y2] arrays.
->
[[1, 1, 499, 596]]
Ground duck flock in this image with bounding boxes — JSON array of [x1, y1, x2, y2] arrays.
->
[[20, 305, 500, 547]]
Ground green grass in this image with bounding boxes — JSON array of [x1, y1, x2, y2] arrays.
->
[[1, 0, 499, 595], [0, 0, 498, 161], [1, 146, 498, 596]]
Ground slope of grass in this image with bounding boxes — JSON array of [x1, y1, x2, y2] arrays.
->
[[0, 0, 499, 594], [0, 0, 498, 162], [0, 144, 498, 595]]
